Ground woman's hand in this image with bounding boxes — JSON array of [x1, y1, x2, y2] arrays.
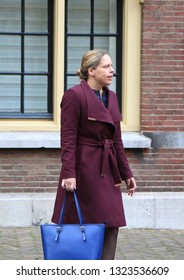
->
[[125, 177, 137, 196], [61, 178, 76, 192]]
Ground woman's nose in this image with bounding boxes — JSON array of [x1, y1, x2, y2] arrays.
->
[[110, 66, 114, 73]]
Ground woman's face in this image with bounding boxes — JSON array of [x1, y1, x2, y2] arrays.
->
[[89, 54, 114, 88]]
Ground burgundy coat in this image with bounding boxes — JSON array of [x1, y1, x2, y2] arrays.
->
[[51, 80, 133, 227]]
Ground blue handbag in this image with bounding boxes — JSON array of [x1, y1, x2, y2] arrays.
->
[[40, 191, 105, 260]]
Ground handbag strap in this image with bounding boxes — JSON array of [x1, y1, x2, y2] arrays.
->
[[58, 191, 84, 225]]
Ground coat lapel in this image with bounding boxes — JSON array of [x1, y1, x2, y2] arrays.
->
[[81, 80, 121, 125]]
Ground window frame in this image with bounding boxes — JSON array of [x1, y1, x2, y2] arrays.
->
[[0, 0, 141, 134], [122, 0, 141, 131], [0, 0, 54, 119]]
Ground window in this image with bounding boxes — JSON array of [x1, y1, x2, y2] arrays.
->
[[0, 0, 142, 135], [65, 0, 123, 106], [0, 0, 53, 119]]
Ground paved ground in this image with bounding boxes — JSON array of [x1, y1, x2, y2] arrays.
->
[[0, 227, 184, 260]]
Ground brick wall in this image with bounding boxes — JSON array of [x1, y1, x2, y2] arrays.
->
[[0, 149, 60, 193], [141, 0, 184, 132], [124, 149, 184, 192], [139, 0, 184, 192], [0, 148, 183, 193]]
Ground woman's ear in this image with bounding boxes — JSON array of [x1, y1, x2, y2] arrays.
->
[[88, 68, 95, 77]]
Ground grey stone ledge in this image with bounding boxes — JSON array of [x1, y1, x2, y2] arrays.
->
[[0, 131, 151, 149], [144, 132, 184, 148], [122, 132, 151, 148], [0, 131, 60, 148], [0, 192, 184, 228]]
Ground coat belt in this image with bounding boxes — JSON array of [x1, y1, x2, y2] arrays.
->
[[77, 137, 122, 186]]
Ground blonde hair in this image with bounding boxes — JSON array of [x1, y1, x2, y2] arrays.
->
[[76, 49, 109, 80]]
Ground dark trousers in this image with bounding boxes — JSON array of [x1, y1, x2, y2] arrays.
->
[[101, 227, 119, 260]]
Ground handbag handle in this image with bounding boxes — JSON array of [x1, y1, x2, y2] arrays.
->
[[58, 191, 84, 225], [55, 191, 86, 242]]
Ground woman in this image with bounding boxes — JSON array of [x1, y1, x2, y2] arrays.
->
[[52, 49, 136, 260]]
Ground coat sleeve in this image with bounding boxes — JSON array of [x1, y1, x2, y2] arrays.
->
[[60, 89, 81, 179], [114, 121, 133, 181], [110, 92, 133, 180]]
